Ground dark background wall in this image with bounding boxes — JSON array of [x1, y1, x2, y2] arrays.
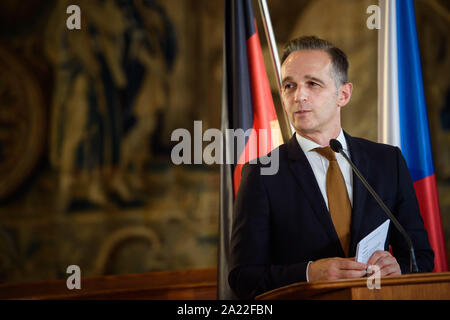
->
[[0, 0, 448, 284]]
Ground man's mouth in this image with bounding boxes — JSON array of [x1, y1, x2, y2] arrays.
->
[[295, 110, 312, 114]]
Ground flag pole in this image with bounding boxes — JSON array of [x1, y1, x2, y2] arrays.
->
[[257, 0, 294, 138], [258, 0, 282, 90]]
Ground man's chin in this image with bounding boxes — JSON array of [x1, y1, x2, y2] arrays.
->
[[293, 124, 315, 135]]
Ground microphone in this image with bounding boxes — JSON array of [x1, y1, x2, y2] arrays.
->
[[329, 139, 419, 273]]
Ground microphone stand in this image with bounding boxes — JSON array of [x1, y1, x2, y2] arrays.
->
[[330, 140, 419, 273]]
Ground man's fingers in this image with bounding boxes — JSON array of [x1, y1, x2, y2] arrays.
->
[[366, 251, 402, 277], [340, 269, 367, 279], [367, 250, 390, 266], [367, 250, 384, 265], [336, 259, 367, 279], [340, 259, 366, 270], [379, 264, 397, 277], [379, 259, 401, 277], [373, 255, 394, 269]]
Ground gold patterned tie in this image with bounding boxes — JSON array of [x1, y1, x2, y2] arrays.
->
[[314, 146, 352, 256]]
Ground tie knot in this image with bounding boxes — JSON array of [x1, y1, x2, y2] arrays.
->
[[314, 146, 337, 161]]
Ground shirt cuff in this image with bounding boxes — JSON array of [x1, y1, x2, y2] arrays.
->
[[306, 261, 312, 282]]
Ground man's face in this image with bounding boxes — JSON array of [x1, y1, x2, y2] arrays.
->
[[281, 50, 350, 138]]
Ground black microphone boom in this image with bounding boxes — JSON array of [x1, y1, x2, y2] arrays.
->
[[329, 139, 419, 273]]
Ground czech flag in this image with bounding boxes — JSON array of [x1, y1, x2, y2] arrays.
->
[[219, 0, 283, 299], [378, 0, 447, 272]]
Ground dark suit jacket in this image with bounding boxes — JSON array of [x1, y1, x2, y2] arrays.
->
[[229, 132, 434, 299]]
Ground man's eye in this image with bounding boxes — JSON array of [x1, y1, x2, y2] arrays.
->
[[308, 81, 319, 87], [283, 83, 294, 90]]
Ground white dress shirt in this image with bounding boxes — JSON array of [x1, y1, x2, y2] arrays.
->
[[295, 129, 353, 281], [295, 129, 353, 209]]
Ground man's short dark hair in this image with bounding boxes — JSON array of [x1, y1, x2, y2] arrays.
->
[[281, 36, 349, 87]]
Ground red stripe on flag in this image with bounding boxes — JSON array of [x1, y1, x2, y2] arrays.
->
[[246, 20, 278, 132], [414, 174, 448, 272], [233, 163, 243, 197], [233, 130, 258, 196]]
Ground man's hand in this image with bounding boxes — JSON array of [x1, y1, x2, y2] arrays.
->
[[308, 257, 367, 282], [367, 250, 401, 277]]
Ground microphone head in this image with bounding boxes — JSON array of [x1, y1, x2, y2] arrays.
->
[[329, 139, 343, 153]]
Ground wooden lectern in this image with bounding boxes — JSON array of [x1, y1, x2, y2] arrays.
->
[[256, 272, 450, 300]]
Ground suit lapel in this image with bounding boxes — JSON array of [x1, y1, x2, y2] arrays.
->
[[287, 135, 343, 254], [344, 132, 370, 256]]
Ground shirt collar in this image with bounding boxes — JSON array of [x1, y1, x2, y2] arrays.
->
[[295, 129, 348, 154]]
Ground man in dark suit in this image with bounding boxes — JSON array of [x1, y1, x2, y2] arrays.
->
[[228, 36, 434, 299]]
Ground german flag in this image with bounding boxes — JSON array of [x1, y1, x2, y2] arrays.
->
[[219, 0, 283, 299]]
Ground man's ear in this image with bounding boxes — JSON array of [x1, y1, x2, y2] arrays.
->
[[337, 82, 353, 107]]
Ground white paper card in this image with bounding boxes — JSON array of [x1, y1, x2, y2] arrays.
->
[[355, 219, 390, 264]]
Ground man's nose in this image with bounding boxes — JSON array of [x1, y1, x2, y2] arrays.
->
[[294, 85, 307, 102]]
